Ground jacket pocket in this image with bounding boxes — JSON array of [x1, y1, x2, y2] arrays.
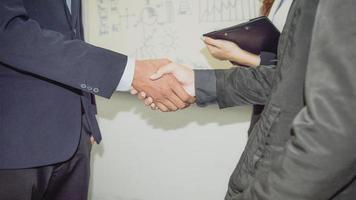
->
[[227, 104, 281, 193], [247, 104, 281, 174]]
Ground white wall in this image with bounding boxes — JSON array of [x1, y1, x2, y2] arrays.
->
[[89, 95, 250, 200], [82, 1, 261, 199]]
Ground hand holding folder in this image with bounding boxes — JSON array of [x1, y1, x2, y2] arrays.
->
[[203, 17, 280, 54]]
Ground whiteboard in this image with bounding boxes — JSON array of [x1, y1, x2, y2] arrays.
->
[[83, 1, 261, 200], [84, 0, 261, 69]]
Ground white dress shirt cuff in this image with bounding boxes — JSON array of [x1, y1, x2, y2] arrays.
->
[[116, 57, 135, 91]]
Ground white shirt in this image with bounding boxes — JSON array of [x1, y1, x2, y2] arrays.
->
[[66, 0, 134, 92], [116, 57, 135, 91], [268, 0, 294, 32]]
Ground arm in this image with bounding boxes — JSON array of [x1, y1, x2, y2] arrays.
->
[[197, 37, 277, 107], [0, 0, 127, 98], [239, 1, 356, 199], [195, 65, 276, 108], [0, 0, 191, 110], [139, 63, 276, 110], [132, 36, 277, 110], [203, 37, 277, 68]]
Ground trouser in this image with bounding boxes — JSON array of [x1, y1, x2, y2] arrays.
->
[[0, 115, 92, 200]]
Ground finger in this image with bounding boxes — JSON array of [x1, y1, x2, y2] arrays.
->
[[204, 37, 221, 48], [170, 81, 191, 103], [155, 102, 169, 112], [144, 97, 153, 106], [163, 88, 186, 111], [138, 92, 147, 100], [168, 94, 187, 109], [130, 87, 138, 95], [150, 63, 175, 80], [150, 103, 157, 110], [90, 136, 96, 145], [206, 44, 220, 54], [161, 99, 178, 111], [187, 96, 197, 104], [206, 45, 218, 56]]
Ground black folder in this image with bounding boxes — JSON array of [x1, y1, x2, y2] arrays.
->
[[203, 16, 280, 54]]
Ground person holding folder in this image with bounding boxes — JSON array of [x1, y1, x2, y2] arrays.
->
[[202, 0, 293, 137], [133, 0, 354, 199], [203, 0, 293, 68], [133, 0, 294, 198], [138, 0, 356, 199]]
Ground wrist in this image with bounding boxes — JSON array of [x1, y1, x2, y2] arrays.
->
[[186, 70, 195, 96], [116, 57, 136, 92], [131, 60, 143, 88], [233, 50, 260, 67]]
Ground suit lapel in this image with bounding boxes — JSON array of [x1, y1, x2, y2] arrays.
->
[[63, 0, 73, 29], [71, 0, 80, 30]]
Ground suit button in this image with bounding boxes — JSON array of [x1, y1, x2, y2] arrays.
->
[[93, 88, 99, 93], [80, 84, 87, 89]]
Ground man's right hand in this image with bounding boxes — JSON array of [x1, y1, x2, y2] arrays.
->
[[131, 62, 196, 112], [131, 59, 193, 111]]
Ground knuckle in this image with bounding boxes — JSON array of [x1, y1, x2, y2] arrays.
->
[[178, 104, 185, 109], [183, 96, 190, 102], [160, 107, 168, 112], [162, 93, 170, 99]]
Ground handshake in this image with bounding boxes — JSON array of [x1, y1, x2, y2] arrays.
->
[[130, 59, 196, 112], [129, 37, 246, 111]]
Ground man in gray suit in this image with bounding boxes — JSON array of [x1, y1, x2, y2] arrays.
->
[[142, 0, 356, 199]]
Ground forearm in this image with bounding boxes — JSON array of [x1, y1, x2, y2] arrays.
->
[[194, 65, 276, 108], [214, 66, 276, 108], [230, 50, 261, 68]]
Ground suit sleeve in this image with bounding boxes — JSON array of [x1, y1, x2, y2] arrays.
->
[[0, 0, 128, 98], [238, 1, 356, 199]]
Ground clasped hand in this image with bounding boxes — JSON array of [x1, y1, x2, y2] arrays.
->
[[131, 37, 257, 112], [131, 59, 195, 112]]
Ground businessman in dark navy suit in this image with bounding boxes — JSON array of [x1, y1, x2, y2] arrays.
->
[[0, 0, 193, 199]]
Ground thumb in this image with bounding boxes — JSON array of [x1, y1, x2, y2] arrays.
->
[[150, 64, 175, 80]]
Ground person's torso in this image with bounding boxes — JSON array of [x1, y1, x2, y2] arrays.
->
[[228, 0, 320, 194], [0, 0, 95, 169]]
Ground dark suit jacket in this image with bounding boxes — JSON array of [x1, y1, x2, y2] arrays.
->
[[0, 0, 127, 169], [195, 0, 356, 199]]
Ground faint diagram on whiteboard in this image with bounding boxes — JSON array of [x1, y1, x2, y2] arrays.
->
[[96, 0, 137, 35], [178, 0, 192, 16], [130, 27, 177, 59], [131, 0, 178, 59], [117, 8, 136, 29], [199, 0, 258, 22], [97, 0, 110, 36], [134, 0, 175, 27]]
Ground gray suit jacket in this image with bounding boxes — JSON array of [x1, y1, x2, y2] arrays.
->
[[195, 0, 356, 199]]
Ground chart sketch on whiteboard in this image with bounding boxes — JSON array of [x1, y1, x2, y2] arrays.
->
[[88, 0, 261, 68], [198, 0, 258, 22]]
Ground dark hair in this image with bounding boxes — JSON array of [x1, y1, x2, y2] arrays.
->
[[261, 0, 275, 16]]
